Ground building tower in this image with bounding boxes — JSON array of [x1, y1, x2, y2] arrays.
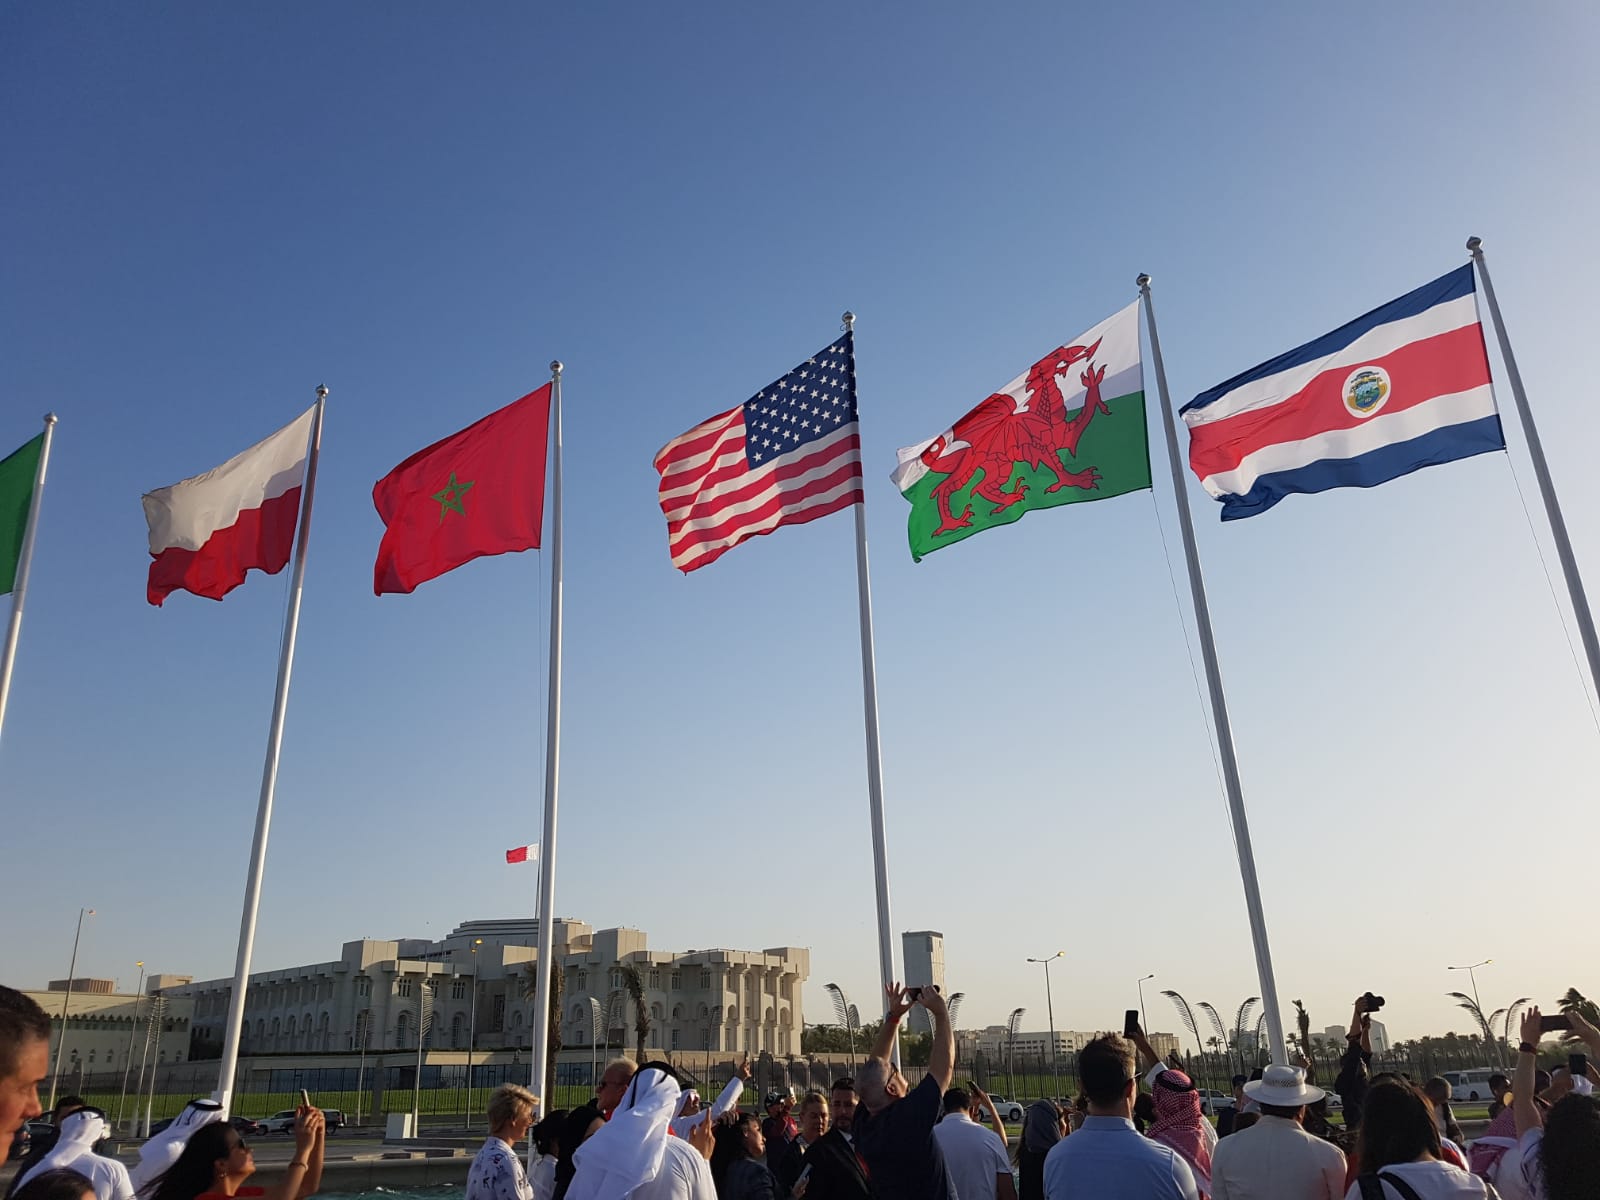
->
[[901, 931, 945, 1035]]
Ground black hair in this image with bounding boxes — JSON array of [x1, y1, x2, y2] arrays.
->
[[145, 1123, 240, 1200], [831, 1077, 855, 1092], [709, 1112, 761, 1189], [531, 1109, 567, 1156], [0, 987, 51, 1076], [942, 1087, 970, 1114], [1356, 1081, 1442, 1175], [1540, 1093, 1600, 1200], [53, 1097, 86, 1116], [12, 1170, 94, 1200]]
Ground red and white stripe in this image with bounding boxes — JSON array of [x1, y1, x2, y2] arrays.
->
[[654, 409, 862, 573], [142, 407, 315, 606], [1184, 293, 1491, 499], [505, 843, 539, 864]]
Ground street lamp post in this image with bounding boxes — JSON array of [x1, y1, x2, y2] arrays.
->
[[47, 906, 95, 1112], [467, 939, 482, 1122], [116, 961, 145, 1132], [1137, 975, 1155, 1035], [1027, 951, 1064, 1099], [1447, 959, 1496, 1065]]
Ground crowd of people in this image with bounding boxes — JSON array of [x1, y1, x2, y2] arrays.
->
[[4, 983, 1598, 1200]]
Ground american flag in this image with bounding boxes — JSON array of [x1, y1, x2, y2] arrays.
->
[[654, 333, 862, 572]]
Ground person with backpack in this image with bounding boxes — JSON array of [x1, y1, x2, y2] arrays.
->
[[1342, 1081, 1494, 1200]]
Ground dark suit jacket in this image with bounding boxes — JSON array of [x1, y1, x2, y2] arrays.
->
[[796, 1127, 871, 1200]]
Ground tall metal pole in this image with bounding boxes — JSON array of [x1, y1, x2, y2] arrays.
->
[[467, 938, 481, 1122], [0, 413, 57, 751], [133, 1000, 155, 1135], [1468, 237, 1600, 706], [1028, 952, 1063, 1098], [116, 961, 145, 1132], [144, 995, 166, 1135], [528, 362, 564, 1170], [841, 314, 901, 1066], [212, 389, 326, 1115], [47, 906, 93, 1111], [354, 1010, 369, 1127], [1138, 275, 1288, 1067], [1448, 958, 1496, 1066], [412, 977, 430, 1131]]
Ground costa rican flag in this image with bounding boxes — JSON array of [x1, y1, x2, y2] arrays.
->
[[1181, 265, 1504, 520]]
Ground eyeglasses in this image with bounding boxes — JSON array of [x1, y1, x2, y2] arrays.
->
[[230, 1139, 249, 1153]]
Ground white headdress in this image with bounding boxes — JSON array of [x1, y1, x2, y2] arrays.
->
[[566, 1067, 681, 1200], [17, 1109, 134, 1200], [127, 1099, 226, 1192]]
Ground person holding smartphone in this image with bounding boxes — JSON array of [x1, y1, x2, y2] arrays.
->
[[143, 1105, 324, 1200], [1513, 1005, 1600, 1200]]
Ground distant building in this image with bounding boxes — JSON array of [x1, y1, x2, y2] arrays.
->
[[1323, 1020, 1389, 1053], [971, 1026, 1182, 1063], [167, 918, 807, 1062], [47, 978, 117, 995], [23, 988, 193, 1076], [901, 931, 945, 1035]]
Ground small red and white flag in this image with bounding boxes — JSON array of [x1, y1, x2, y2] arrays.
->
[[505, 843, 539, 864], [142, 407, 316, 606]]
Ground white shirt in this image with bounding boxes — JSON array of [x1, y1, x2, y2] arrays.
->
[[530, 1154, 557, 1200], [466, 1136, 534, 1200], [669, 1073, 746, 1139], [626, 1136, 716, 1200], [1209, 1115, 1345, 1200], [932, 1112, 1011, 1200], [1340, 1159, 1495, 1199]]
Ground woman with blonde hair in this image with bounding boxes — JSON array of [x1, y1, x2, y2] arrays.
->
[[467, 1084, 541, 1200]]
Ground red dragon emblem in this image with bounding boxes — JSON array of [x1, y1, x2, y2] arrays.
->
[[920, 340, 1108, 535]]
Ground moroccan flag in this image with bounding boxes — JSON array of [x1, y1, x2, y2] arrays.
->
[[0, 433, 45, 595], [891, 302, 1151, 561], [143, 407, 315, 606], [373, 385, 552, 595]]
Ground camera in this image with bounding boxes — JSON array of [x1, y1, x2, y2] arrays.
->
[[906, 987, 922, 1001], [1362, 992, 1386, 1012]]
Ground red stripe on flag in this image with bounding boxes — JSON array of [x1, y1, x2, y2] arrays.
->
[[674, 483, 864, 573], [506, 845, 532, 864], [665, 431, 858, 536], [147, 486, 302, 606], [1187, 325, 1492, 478]]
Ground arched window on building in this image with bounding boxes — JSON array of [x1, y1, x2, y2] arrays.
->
[[395, 1011, 411, 1048]]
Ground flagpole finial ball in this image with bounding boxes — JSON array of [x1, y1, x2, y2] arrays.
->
[[550, 360, 564, 376], [841, 311, 855, 330], [1466, 236, 1483, 254], [1136, 273, 1152, 289], [316, 384, 328, 400], [44, 412, 58, 426]]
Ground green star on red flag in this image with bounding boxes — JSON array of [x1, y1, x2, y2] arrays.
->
[[372, 386, 552, 595], [432, 473, 474, 521]]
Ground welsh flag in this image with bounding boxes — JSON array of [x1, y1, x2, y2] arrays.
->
[[892, 302, 1151, 561], [0, 434, 44, 595]]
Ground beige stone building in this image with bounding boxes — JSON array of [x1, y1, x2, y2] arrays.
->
[[166, 918, 807, 1063], [23, 986, 195, 1077]]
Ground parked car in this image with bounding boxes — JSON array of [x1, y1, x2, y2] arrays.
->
[[321, 1109, 345, 1132], [982, 1096, 1026, 1122], [1196, 1089, 1233, 1116], [258, 1110, 299, 1134], [230, 1116, 262, 1135], [1323, 1092, 1343, 1111]]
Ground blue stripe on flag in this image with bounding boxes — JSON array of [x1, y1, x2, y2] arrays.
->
[[1216, 414, 1506, 521], [1185, 264, 1477, 415]]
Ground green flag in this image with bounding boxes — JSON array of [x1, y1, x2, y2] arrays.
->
[[0, 433, 44, 595], [891, 302, 1152, 561]]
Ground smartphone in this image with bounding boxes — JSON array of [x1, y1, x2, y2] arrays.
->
[[299, 1088, 311, 1107], [796, 1164, 812, 1186], [905, 986, 922, 1001], [1572, 1053, 1589, 1079], [1540, 1014, 1572, 1033], [1124, 1010, 1140, 1038]]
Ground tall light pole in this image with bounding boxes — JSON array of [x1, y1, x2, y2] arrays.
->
[[1447, 959, 1494, 1064], [47, 906, 94, 1112], [1027, 951, 1064, 1099], [1137, 975, 1155, 1034], [466, 938, 482, 1122], [116, 961, 145, 1132]]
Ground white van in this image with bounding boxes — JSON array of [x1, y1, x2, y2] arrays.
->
[[1440, 1068, 1502, 1102]]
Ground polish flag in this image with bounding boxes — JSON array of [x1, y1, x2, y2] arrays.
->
[[505, 843, 539, 864], [143, 407, 316, 606]]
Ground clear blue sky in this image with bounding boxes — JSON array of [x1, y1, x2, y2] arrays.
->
[[4, 2, 1597, 1046]]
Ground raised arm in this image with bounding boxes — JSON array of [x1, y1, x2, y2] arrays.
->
[[1514, 1008, 1544, 1138], [265, 1106, 325, 1200], [921, 985, 955, 1093], [707, 1058, 753, 1123], [969, 1081, 1006, 1144]]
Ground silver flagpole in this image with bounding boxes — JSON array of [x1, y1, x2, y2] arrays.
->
[[529, 362, 564, 1168], [0, 412, 58, 752], [1468, 237, 1600, 705], [1137, 277, 1288, 1066], [842, 313, 901, 1065], [212, 386, 327, 1114]]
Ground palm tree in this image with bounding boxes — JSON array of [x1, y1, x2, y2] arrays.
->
[[521, 961, 563, 1099], [1161, 990, 1204, 1059], [947, 993, 965, 1071], [1006, 1007, 1025, 1099], [617, 962, 650, 1065], [1232, 998, 1261, 1074], [824, 983, 859, 1069], [1448, 991, 1529, 1068], [1558, 988, 1600, 1037], [1196, 1002, 1230, 1073]]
